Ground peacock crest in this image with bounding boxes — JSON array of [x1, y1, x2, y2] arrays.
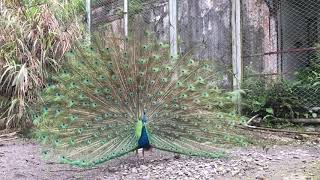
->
[[33, 31, 247, 167]]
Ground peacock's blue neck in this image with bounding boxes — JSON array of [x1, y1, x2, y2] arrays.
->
[[138, 125, 150, 149]]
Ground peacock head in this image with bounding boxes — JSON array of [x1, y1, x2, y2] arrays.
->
[[142, 110, 147, 124]]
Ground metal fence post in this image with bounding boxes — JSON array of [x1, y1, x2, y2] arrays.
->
[[124, 0, 128, 37], [86, 0, 91, 40], [169, 0, 178, 57], [232, 0, 243, 113]]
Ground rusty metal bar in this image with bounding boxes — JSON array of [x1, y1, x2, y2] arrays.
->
[[243, 47, 320, 58]]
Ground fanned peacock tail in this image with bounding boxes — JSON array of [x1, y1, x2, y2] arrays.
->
[[33, 31, 247, 167]]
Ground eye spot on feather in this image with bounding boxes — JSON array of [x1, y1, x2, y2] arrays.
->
[[94, 89, 101, 94], [87, 139, 92, 144], [79, 94, 85, 99], [202, 92, 209, 97], [84, 122, 90, 127], [203, 64, 210, 69], [161, 78, 168, 83], [138, 59, 146, 64], [77, 128, 83, 134], [173, 104, 179, 109], [69, 139, 75, 145], [104, 112, 112, 118], [142, 44, 149, 50], [104, 88, 111, 94], [180, 93, 188, 99], [152, 67, 159, 73], [153, 54, 160, 60], [59, 123, 68, 129], [176, 81, 183, 87], [106, 95, 113, 101], [139, 71, 145, 77], [188, 59, 195, 65], [54, 139, 60, 144], [94, 116, 102, 121], [157, 91, 164, 96], [181, 69, 189, 74], [82, 102, 89, 106], [124, 64, 129, 69], [111, 75, 118, 80], [165, 66, 172, 72], [138, 85, 144, 90]]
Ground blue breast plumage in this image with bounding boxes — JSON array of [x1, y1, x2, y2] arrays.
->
[[138, 126, 150, 149]]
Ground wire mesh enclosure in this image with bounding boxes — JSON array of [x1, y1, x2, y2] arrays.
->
[[88, 0, 320, 116], [89, 0, 234, 88], [242, 0, 320, 113]]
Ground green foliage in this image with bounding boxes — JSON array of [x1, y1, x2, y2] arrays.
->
[[129, 0, 145, 15], [23, 0, 85, 22], [242, 77, 302, 119], [242, 46, 320, 122], [0, 1, 84, 129], [293, 44, 320, 108]]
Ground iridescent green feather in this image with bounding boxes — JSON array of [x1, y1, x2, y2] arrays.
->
[[34, 31, 247, 168]]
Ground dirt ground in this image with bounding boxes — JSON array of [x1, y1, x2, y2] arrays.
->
[[0, 131, 320, 180]]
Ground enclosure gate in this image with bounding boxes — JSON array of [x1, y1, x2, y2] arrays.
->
[[242, 0, 320, 109]]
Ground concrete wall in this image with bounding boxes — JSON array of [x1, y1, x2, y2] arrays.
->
[[241, 0, 278, 77], [94, 0, 320, 84], [110, 0, 233, 87], [178, 0, 232, 87]]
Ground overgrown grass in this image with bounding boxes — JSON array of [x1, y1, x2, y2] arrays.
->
[[0, 0, 85, 129]]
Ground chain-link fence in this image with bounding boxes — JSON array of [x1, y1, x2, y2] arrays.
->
[[177, 1, 233, 88], [91, 0, 124, 30], [89, 0, 320, 116], [91, 0, 169, 41], [242, 0, 320, 116], [90, 0, 233, 88]]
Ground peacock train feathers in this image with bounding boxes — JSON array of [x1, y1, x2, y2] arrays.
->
[[33, 31, 247, 167]]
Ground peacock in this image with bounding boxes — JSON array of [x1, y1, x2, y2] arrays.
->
[[33, 31, 247, 168]]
